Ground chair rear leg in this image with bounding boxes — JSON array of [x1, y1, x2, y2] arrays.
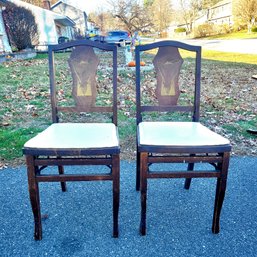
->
[[212, 152, 230, 233], [112, 154, 120, 238], [136, 150, 140, 191], [58, 165, 66, 192], [26, 155, 42, 240], [184, 163, 194, 189], [140, 152, 148, 235]]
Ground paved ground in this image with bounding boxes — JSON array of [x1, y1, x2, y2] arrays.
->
[[183, 39, 257, 54], [0, 157, 256, 257]]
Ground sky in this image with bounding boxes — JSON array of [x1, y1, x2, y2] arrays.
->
[[64, 0, 110, 13], [64, 0, 178, 13]]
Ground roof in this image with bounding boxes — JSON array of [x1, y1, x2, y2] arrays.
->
[[55, 16, 75, 26], [5, 0, 75, 26], [51, 0, 86, 13], [210, 0, 232, 9]]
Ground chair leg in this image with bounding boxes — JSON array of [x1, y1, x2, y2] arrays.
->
[[58, 165, 67, 192], [212, 152, 230, 234], [184, 163, 194, 189], [140, 152, 148, 236], [26, 155, 42, 240], [112, 154, 120, 238], [136, 150, 140, 191]]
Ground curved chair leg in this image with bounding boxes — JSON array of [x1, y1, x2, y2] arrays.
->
[[26, 155, 42, 240], [112, 154, 120, 238], [212, 152, 230, 233], [140, 152, 148, 235], [58, 165, 67, 192], [212, 178, 226, 233], [136, 150, 140, 191]]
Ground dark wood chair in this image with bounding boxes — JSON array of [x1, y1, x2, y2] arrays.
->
[[135, 40, 231, 235], [23, 40, 120, 240]]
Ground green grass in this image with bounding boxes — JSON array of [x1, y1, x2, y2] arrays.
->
[[202, 50, 257, 65], [222, 117, 257, 138], [118, 117, 136, 139], [203, 30, 257, 40], [0, 127, 42, 160], [180, 49, 257, 65], [34, 53, 48, 59], [1, 48, 256, 163]]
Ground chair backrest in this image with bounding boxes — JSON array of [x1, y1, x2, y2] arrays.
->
[[48, 39, 118, 125], [135, 40, 201, 125]]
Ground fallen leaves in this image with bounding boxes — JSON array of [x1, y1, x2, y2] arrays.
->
[[0, 50, 256, 165], [0, 122, 10, 127], [0, 162, 8, 170]]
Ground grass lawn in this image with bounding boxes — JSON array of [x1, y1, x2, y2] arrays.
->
[[0, 48, 257, 166], [201, 30, 257, 40], [202, 50, 257, 65]]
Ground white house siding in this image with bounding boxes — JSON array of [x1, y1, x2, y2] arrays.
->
[[51, 1, 87, 36], [7, 0, 74, 50], [175, 0, 233, 33], [194, 13, 208, 27], [208, 0, 233, 25], [0, 8, 11, 53]]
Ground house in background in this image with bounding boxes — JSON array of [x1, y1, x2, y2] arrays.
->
[[10, 0, 75, 50], [207, 0, 233, 26], [3, 0, 76, 50], [0, 0, 12, 53], [173, 0, 233, 36], [194, 0, 233, 27], [51, 0, 88, 37]]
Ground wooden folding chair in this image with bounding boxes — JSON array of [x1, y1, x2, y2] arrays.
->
[[135, 40, 231, 235], [23, 40, 120, 240]]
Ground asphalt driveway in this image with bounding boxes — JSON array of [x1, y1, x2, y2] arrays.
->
[[183, 39, 257, 54], [0, 156, 256, 256]]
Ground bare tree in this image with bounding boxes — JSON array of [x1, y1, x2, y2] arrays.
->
[[22, 0, 43, 7], [108, 0, 153, 33], [201, 0, 220, 9], [178, 0, 201, 33], [22, 0, 58, 8], [88, 10, 115, 33], [233, 0, 257, 32], [148, 0, 174, 33]]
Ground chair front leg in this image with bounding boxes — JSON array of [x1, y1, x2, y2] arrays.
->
[[112, 154, 120, 238], [212, 152, 230, 233], [140, 152, 148, 236], [26, 155, 42, 240]]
